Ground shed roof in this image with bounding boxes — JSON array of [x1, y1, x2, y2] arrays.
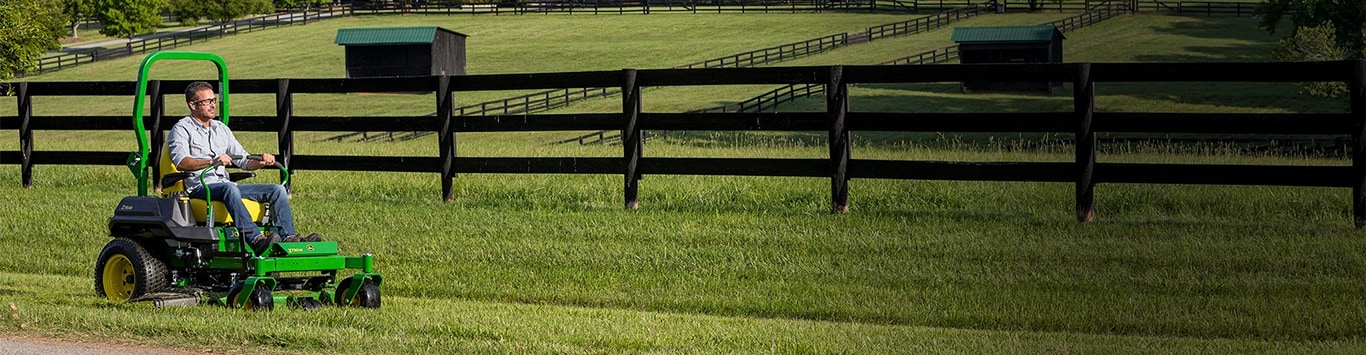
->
[[335, 26, 468, 46], [950, 26, 1065, 44]]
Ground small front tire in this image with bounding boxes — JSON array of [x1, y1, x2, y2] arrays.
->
[[227, 282, 275, 311], [336, 277, 380, 308]]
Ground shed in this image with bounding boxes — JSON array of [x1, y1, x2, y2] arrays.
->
[[951, 25, 1065, 93], [334, 26, 468, 78]]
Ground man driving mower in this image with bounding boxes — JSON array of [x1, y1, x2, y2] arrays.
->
[[169, 81, 321, 252]]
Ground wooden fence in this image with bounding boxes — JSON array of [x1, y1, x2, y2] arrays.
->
[[4, 62, 1364, 224], [1136, 0, 1262, 16], [33, 11, 339, 75]]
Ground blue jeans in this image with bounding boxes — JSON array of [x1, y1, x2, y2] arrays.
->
[[189, 183, 296, 240]]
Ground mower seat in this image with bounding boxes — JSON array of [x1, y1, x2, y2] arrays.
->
[[159, 148, 264, 224]]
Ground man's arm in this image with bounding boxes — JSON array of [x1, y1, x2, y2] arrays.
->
[[176, 155, 232, 171], [169, 124, 231, 171], [221, 129, 274, 170]]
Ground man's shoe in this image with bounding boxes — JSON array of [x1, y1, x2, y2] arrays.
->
[[300, 233, 323, 242], [246, 233, 280, 254], [281, 233, 322, 242]]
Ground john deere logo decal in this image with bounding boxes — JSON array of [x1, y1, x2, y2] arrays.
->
[[307, 245, 315, 251]]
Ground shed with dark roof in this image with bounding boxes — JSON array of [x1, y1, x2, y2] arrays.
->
[[951, 25, 1065, 93], [335, 26, 468, 78]]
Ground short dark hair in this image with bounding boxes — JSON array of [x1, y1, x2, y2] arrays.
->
[[185, 81, 215, 104]]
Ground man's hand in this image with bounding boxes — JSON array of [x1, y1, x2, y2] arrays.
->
[[259, 153, 276, 166], [215, 154, 234, 166]]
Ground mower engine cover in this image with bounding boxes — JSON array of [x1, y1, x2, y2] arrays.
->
[[109, 196, 217, 242]]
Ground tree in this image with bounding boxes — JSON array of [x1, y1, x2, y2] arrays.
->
[[0, 0, 65, 80], [168, 0, 209, 25], [94, 0, 162, 40], [170, 0, 272, 25], [1274, 22, 1349, 97], [61, 0, 94, 38], [1256, 0, 1366, 58], [273, 0, 330, 11]]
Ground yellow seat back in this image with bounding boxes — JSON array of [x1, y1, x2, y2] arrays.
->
[[159, 147, 263, 223]]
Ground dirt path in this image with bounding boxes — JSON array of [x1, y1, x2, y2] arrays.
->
[[0, 335, 194, 355]]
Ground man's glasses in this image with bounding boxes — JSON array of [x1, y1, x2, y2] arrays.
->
[[191, 97, 218, 107]]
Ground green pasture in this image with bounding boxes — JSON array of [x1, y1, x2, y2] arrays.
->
[[3, 10, 1366, 354]]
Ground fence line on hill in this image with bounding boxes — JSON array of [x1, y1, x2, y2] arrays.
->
[[557, 0, 1130, 145], [30, 0, 1239, 77], [535, 5, 986, 144], [32, 11, 341, 76], [325, 5, 983, 140], [1135, 0, 1261, 16], [4, 61, 1364, 226], [558, 43, 960, 145], [33, 0, 1257, 77]]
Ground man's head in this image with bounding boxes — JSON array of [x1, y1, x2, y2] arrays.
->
[[184, 81, 217, 120]]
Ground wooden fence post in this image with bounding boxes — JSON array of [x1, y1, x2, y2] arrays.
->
[[18, 82, 32, 188], [1352, 60, 1366, 228], [438, 75, 456, 203], [148, 80, 164, 193], [623, 69, 643, 210], [1075, 63, 1096, 222], [828, 65, 850, 213], [276, 78, 294, 193]]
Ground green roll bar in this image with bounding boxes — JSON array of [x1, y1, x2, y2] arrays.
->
[[130, 51, 231, 197]]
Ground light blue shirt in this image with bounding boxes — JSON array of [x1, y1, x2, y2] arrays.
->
[[167, 116, 252, 193]]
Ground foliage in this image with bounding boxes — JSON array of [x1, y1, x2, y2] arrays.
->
[[273, 0, 330, 11], [167, 0, 208, 25], [1256, 0, 1366, 58], [1273, 22, 1348, 97], [94, 0, 162, 39], [61, 0, 94, 38], [0, 0, 64, 80], [170, 0, 280, 25], [170, 0, 272, 25]]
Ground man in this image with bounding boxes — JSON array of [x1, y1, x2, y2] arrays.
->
[[168, 81, 320, 253]]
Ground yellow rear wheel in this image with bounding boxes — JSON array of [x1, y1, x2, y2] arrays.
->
[[99, 254, 136, 302]]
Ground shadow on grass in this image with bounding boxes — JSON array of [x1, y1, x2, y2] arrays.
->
[[1133, 16, 1282, 62]]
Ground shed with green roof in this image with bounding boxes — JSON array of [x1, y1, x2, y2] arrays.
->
[[951, 25, 1065, 93], [335, 26, 468, 78]]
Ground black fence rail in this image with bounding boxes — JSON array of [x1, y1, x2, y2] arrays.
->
[[456, 87, 620, 116], [675, 34, 850, 69], [881, 44, 959, 65], [1044, 0, 1131, 32], [5, 62, 1364, 224], [1136, 0, 1260, 16], [865, 4, 982, 40]]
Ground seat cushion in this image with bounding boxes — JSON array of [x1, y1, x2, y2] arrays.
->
[[188, 198, 263, 224]]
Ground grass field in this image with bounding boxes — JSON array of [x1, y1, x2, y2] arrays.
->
[[3, 10, 1366, 354]]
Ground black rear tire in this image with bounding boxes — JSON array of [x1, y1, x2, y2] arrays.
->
[[94, 238, 168, 302]]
